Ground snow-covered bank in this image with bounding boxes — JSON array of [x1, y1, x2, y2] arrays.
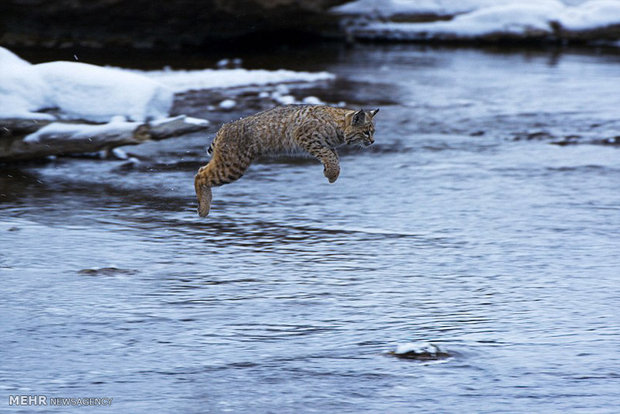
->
[[0, 47, 335, 161], [0, 47, 174, 122], [333, 0, 620, 43], [0, 47, 335, 123]]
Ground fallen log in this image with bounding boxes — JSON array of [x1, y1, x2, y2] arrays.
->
[[0, 115, 209, 162]]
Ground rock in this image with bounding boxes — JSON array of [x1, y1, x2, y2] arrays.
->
[[0, 0, 349, 50], [388, 342, 451, 361], [78, 267, 137, 276]]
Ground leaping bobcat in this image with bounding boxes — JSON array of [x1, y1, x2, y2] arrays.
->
[[194, 104, 379, 217]]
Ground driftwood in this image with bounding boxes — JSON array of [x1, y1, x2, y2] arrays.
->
[[0, 115, 208, 161]]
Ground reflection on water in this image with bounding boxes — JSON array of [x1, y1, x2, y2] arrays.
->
[[1, 45, 620, 413]]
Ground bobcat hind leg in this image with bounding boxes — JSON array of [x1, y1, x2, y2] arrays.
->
[[194, 148, 253, 217]]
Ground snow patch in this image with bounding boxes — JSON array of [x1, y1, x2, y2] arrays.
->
[[275, 95, 297, 105], [302, 96, 325, 105], [394, 342, 441, 355], [183, 117, 210, 126]]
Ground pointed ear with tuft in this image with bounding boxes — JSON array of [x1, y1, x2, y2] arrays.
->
[[352, 109, 366, 126], [369, 108, 380, 118]]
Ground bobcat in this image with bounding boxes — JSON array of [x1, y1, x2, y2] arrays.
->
[[194, 104, 379, 217]]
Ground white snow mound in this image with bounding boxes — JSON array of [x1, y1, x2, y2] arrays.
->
[[0, 47, 53, 119], [35, 61, 174, 122], [0, 47, 174, 122]]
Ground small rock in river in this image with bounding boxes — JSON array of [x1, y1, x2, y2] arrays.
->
[[389, 342, 451, 361], [78, 267, 137, 276]]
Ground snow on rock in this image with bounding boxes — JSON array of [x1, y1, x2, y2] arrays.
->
[[390, 342, 451, 360], [335, 0, 620, 42], [302, 96, 325, 105], [275, 95, 297, 105]]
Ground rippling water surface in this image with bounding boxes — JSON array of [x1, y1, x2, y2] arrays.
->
[[2, 45, 620, 413]]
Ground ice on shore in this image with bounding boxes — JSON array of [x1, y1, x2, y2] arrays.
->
[[334, 0, 620, 41]]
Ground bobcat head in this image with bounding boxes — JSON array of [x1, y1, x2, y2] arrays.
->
[[344, 108, 379, 146]]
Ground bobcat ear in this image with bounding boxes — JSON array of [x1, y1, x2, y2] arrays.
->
[[369, 108, 379, 118], [352, 109, 366, 126]]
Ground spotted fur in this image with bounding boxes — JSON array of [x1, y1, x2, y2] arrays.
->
[[194, 104, 379, 217]]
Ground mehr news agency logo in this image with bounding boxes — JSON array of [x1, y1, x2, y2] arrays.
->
[[9, 395, 113, 407]]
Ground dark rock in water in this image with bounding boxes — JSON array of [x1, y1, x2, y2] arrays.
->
[[513, 131, 555, 141], [388, 342, 451, 361], [600, 136, 620, 146], [0, 0, 348, 50], [78, 267, 137, 276], [551, 135, 581, 146]]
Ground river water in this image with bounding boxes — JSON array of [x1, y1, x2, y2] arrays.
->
[[1, 44, 620, 413]]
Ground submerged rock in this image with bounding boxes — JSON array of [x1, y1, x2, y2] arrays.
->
[[78, 267, 137, 276]]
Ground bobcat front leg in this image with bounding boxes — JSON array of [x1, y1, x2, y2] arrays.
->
[[304, 143, 340, 183], [318, 147, 340, 183], [297, 125, 341, 183]]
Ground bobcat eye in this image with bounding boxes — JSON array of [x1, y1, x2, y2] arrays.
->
[[363, 131, 371, 137]]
